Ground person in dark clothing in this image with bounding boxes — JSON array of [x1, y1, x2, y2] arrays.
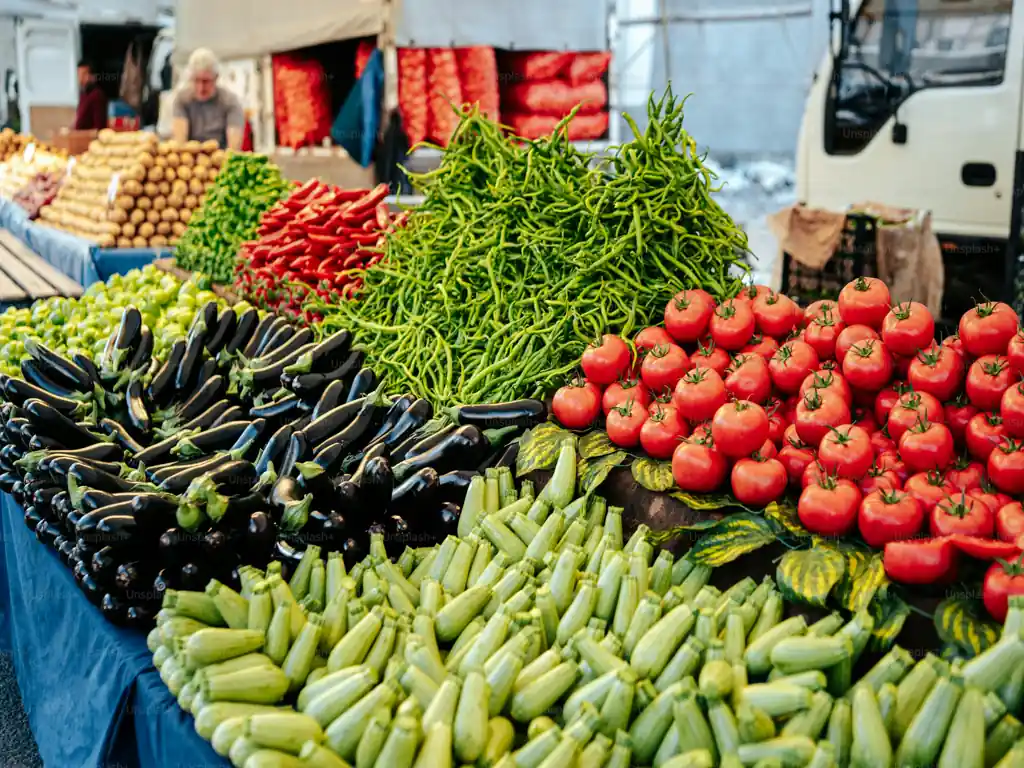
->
[[73, 60, 107, 131]]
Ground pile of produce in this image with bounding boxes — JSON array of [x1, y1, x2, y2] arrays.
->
[[143, 449, 1024, 768], [0, 265, 212, 377], [233, 181, 401, 319], [0, 148, 67, 200], [545, 275, 1024, 618], [13, 171, 64, 219], [313, 91, 750, 408], [0, 128, 65, 163], [175, 153, 293, 283]]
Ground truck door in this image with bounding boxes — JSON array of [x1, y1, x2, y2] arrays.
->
[[800, 0, 1021, 241], [15, 18, 79, 136]]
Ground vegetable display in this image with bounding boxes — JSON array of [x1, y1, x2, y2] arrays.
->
[[0, 128, 65, 163], [175, 153, 293, 283], [144, 456, 1024, 768], [0, 148, 67, 201], [233, 181, 402, 319], [312, 90, 750, 408]]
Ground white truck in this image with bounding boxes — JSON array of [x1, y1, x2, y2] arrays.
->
[[796, 0, 1021, 318]]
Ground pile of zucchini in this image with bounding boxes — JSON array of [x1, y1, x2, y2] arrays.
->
[[147, 438, 1024, 768]]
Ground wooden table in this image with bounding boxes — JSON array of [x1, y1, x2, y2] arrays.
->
[[0, 229, 83, 306]]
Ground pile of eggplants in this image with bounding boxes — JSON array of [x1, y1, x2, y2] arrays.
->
[[0, 299, 546, 628]]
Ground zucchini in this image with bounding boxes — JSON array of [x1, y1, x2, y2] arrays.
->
[[896, 674, 963, 768], [296, 666, 365, 712], [164, 589, 224, 626], [987, 716, 1024, 767], [185, 628, 265, 667], [780, 690, 833, 741], [455, 669, 490, 763], [323, 680, 401, 761], [826, 697, 852, 768], [631, 604, 696, 680], [212, 716, 248, 757], [741, 683, 813, 718], [195, 702, 282, 741], [228, 736, 261, 768], [892, 658, 941, 739], [241, 749, 303, 768], [769, 636, 852, 675], [744, 616, 808, 676], [938, 686, 986, 768], [303, 667, 378, 728], [423, 676, 462, 732], [354, 709, 390, 768], [298, 741, 351, 768], [375, 715, 420, 768], [282, 614, 322, 693], [737, 701, 777, 744], [202, 665, 290, 704], [736, 737, 816, 767], [326, 606, 383, 671], [243, 711, 324, 756]]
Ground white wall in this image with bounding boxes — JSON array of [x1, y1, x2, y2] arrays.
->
[[0, 15, 15, 126]]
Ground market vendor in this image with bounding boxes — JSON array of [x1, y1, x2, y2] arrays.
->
[[170, 48, 244, 151], [73, 60, 108, 131]]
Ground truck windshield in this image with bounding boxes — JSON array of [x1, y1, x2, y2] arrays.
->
[[827, 0, 1011, 154]]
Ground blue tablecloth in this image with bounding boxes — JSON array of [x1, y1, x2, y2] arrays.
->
[[0, 493, 222, 768], [0, 196, 32, 242]]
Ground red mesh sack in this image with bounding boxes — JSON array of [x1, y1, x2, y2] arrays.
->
[[455, 47, 500, 121], [272, 54, 332, 148], [427, 49, 464, 147], [500, 52, 572, 81], [505, 111, 608, 141], [398, 49, 429, 147], [501, 79, 607, 115], [566, 52, 611, 86], [355, 39, 377, 79]]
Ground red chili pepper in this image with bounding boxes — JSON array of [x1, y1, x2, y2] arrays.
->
[[319, 257, 342, 272], [328, 243, 355, 257], [883, 536, 959, 584], [286, 178, 323, 206], [351, 232, 379, 245], [361, 218, 379, 233], [375, 203, 391, 231], [950, 534, 1022, 560], [343, 183, 389, 217], [393, 211, 410, 228], [289, 255, 317, 270], [341, 253, 366, 269], [303, 225, 332, 237], [260, 229, 293, 245], [272, 241, 307, 258], [307, 233, 347, 246]]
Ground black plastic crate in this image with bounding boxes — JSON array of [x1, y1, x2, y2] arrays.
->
[[780, 213, 877, 305]]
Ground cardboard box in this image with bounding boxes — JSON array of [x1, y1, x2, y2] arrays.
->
[[29, 106, 77, 148], [48, 128, 99, 156]]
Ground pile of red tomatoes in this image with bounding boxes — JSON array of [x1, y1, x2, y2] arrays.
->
[[551, 278, 1024, 618]]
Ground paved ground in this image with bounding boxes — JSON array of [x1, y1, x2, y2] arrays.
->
[[0, 653, 41, 767]]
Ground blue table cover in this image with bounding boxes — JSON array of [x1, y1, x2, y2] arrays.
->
[[0, 493, 223, 768]]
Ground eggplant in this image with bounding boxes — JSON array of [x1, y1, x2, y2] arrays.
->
[[302, 397, 367, 447], [172, 420, 251, 459], [58, 539, 76, 566], [250, 394, 304, 421], [284, 350, 366, 398], [392, 422, 456, 465], [245, 315, 287, 359], [383, 514, 410, 542], [330, 479, 360, 517], [75, 500, 134, 543], [99, 418, 145, 455], [90, 546, 119, 588], [131, 494, 179, 532], [148, 339, 186, 405], [303, 329, 353, 373], [179, 562, 207, 592], [246, 338, 316, 391], [356, 457, 394, 520], [114, 562, 151, 596], [113, 306, 143, 363], [2, 376, 90, 416], [345, 368, 378, 403], [303, 510, 348, 551], [22, 359, 85, 400], [152, 570, 175, 601], [349, 442, 390, 484], [133, 433, 187, 467], [215, 492, 265, 529], [159, 528, 197, 568], [179, 399, 233, 433], [205, 309, 238, 355], [311, 380, 347, 419], [255, 424, 294, 476], [68, 464, 145, 495], [72, 353, 103, 390], [436, 469, 479, 504], [392, 425, 505, 483], [365, 394, 415, 445], [270, 476, 305, 512], [51, 490, 71, 521], [194, 358, 218, 389], [148, 456, 209, 484], [491, 441, 519, 472], [274, 537, 305, 567], [172, 375, 228, 426], [202, 460, 259, 496], [202, 529, 235, 560], [223, 308, 259, 356], [389, 467, 440, 519], [278, 432, 308, 478], [244, 511, 277, 566], [366, 399, 433, 456], [73, 558, 89, 584], [32, 482, 70, 511], [230, 419, 267, 458], [24, 399, 102, 448], [434, 502, 461, 538], [80, 490, 136, 513], [211, 406, 246, 429], [27, 434, 64, 452], [126, 378, 151, 435], [158, 453, 234, 493], [35, 517, 61, 547], [253, 319, 294, 359], [129, 326, 154, 371], [175, 333, 206, 392], [43, 442, 122, 464], [259, 327, 313, 367], [341, 536, 365, 569], [189, 300, 219, 344], [313, 392, 388, 457], [449, 399, 547, 430], [23, 338, 92, 392]]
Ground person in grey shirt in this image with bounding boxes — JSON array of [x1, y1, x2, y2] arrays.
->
[[171, 48, 244, 150]]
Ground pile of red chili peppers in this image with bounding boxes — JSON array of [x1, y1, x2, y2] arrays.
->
[[233, 180, 406, 320]]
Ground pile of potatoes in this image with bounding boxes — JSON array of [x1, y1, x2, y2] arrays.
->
[[0, 128, 66, 164], [38, 130, 223, 249]]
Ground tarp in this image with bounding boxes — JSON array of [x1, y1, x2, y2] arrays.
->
[[174, 0, 386, 62]]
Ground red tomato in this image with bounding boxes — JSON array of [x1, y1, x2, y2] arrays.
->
[[835, 325, 880, 366], [959, 301, 1019, 358], [673, 366, 727, 423], [842, 339, 894, 393], [799, 477, 861, 536], [904, 471, 954, 514], [725, 354, 772, 404], [801, 461, 829, 489], [691, 421, 713, 442], [664, 290, 715, 343], [779, 442, 815, 487], [870, 429, 896, 456], [710, 300, 756, 351], [876, 449, 908, 477], [907, 344, 964, 402], [804, 300, 838, 327], [600, 378, 650, 416], [1008, 330, 1024, 377], [970, 486, 1014, 516], [581, 335, 632, 385], [838, 277, 891, 329], [741, 334, 780, 361], [647, 389, 674, 416], [996, 502, 1024, 543], [711, 400, 770, 459], [966, 355, 1015, 411], [988, 440, 1024, 495], [691, 340, 731, 377], [735, 284, 772, 304], [887, 391, 945, 442], [899, 420, 955, 474], [799, 369, 853, 404], [859, 490, 924, 547], [818, 425, 873, 480], [640, 344, 691, 394], [943, 333, 966, 358], [758, 438, 778, 459], [983, 559, 1024, 622], [752, 291, 799, 339], [1002, 382, 1024, 438], [966, 411, 1008, 461], [946, 458, 985, 491], [881, 302, 935, 357], [804, 311, 845, 361], [634, 326, 675, 353], [769, 341, 820, 395], [931, 493, 995, 538], [672, 437, 728, 493], [874, 382, 910, 425], [766, 401, 787, 445], [731, 456, 788, 507], [551, 381, 601, 429], [640, 405, 689, 459], [945, 396, 979, 446], [606, 399, 648, 447], [860, 465, 901, 494], [794, 389, 852, 448]]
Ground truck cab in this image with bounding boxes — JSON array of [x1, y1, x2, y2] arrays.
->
[[796, 0, 1024, 319]]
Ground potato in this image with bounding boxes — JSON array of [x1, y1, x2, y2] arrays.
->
[[147, 166, 165, 182], [179, 152, 195, 168], [166, 193, 185, 209], [200, 140, 219, 154], [152, 196, 167, 211], [150, 235, 168, 248], [130, 209, 146, 225], [184, 195, 198, 210], [108, 208, 128, 225], [207, 167, 219, 181], [184, 140, 201, 154], [211, 150, 226, 167], [98, 234, 116, 248], [180, 208, 192, 224], [156, 221, 171, 236], [121, 222, 136, 238], [165, 152, 180, 168], [138, 222, 155, 239], [117, 237, 133, 248], [171, 179, 189, 196], [122, 179, 143, 197], [155, 155, 167, 168], [165, 140, 182, 153], [161, 207, 179, 223], [164, 168, 177, 184], [176, 165, 193, 181], [189, 179, 204, 195], [126, 164, 147, 182], [98, 129, 115, 142], [192, 165, 208, 182], [136, 196, 152, 211], [138, 152, 155, 168], [115, 195, 135, 211], [132, 236, 148, 248], [146, 209, 162, 225], [196, 154, 212, 167], [171, 222, 187, 237], [157, 181, 170, 196]]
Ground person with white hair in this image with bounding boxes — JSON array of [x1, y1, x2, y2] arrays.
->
[[170, 48, 244, 150]]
